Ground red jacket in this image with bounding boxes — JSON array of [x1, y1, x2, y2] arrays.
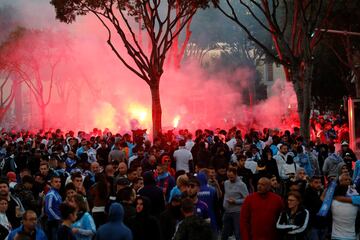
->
[[240, 192, 284, 240]]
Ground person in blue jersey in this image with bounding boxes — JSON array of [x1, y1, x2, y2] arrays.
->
[[44, 176, 62, 240], [196, 172, 220, 232]]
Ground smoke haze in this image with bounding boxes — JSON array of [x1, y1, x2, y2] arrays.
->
[[0, 0, 299, 134]]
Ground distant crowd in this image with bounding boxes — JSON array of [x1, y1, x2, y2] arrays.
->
[[0, 110, 358, 240]]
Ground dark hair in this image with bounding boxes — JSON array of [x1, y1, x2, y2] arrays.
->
[[116, 186, 134, 202], [310, 175, 322, 182], [65, 182, 76, 192], [287, 191, 302, 203], [334, 185, 348, 197], [227, 167, 237, 175], [60, 203, 76, 220], [0, 179, 9, 187], [22, 210, 37, 221], [22, 176, 34, 185], [181, 197, 194, 214], [71, 172, 82, 181]]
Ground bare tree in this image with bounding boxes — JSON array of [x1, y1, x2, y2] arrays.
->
[[0, 70, 17, 123], [51, 0, 212, 138], [213, 0, 336, 140], [2, 28, 64, 129]]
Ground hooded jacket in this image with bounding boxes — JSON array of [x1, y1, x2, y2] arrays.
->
[[95, 203, 132, 240], [138, 171, 165, 216], [196, 172, 219, 231], [323, 153, 343, 178], [129, 196, 162, 240]]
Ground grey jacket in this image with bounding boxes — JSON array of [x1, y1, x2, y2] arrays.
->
[[223, 177, 248, 213]]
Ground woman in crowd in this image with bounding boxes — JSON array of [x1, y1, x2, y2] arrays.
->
[[276, 191, 309, 240], [129, 196, 162, 240], [58, 203, 77, 240], [72, 194, 96, 240]]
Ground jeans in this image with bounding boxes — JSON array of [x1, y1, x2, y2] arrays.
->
[[46, 220, 60, 240], [306, 227, 327, 240], [221, 211, 241, 240]]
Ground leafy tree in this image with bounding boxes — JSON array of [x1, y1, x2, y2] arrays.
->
[[50, 0, 212, 138], [213, 0, 337, 140]]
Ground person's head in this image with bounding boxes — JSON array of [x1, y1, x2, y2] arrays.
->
[[118, 162, 128, 176], [73, 194, 89, 212], [117, 186, 136, 203], [227, 167, 237, 182], [105, 164, 115, 177], [207, 167, 216, 181], [71, 172, 83, 189], [234, 145, 242, 155], [295, 168, 307, 181], [0, 180, 9, 197], [181, 197, 194, 217], [90, 162, 100, 174], [50, 176, 61, 190], [341, 141, 349, 151], [0, 197, 8, 213], [39, 161, 49, 176], [65, 182, 77, 200], [287, 191, 302, 210], [339, 173, 352, 187], [132, 177, 144, 191], [127, 167, 138, 182], [270, 175, 278, 188], [6, 172, 17, 183], [187, 177, 200, 198], [237, 155, 246, 168], [257, 177, 271, 194], [309, 175, 322, 191], [135, 196, 151, 214], [148, 155, 157, 165], [22, 176, 34, 190], [22, 210, 38, 232], [60, 203, 77, 223], [116, 175, 129, 190], [279, 144, 288, 155], [176, 174, 189, 193]]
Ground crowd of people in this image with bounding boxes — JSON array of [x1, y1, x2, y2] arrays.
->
[[0, 111, 358, 240]]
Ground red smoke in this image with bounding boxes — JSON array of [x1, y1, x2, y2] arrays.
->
[[1, 0, 299, 134]]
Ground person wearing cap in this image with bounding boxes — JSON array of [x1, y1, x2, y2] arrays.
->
[[6, 172, 17, 189], [186, 177, 210, 222], [338, 141, 357, 175], [323, 145, 344, 181]]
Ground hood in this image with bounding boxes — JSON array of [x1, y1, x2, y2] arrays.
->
[[337, 162, 347, 177], [108, 203, 124, 222], [143, 171, 156, 186], [196, 172, 208, 187]]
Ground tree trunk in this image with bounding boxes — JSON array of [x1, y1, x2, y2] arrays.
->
[[150, 83, 162, 139], [40, 104, 46, 130], [293, 65, 312, 142]]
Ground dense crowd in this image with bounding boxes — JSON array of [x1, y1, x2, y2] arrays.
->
[[0, 112, 358, 240]]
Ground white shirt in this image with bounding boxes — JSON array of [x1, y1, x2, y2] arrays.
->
[[331, 200, 358, 240], [244, 158, 258, 174], [226, 138, 237, 152], [173, 147, 193, 173], [185, 140, 195, 151]]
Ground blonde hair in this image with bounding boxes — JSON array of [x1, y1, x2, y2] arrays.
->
[[176, 174, 189, 187]]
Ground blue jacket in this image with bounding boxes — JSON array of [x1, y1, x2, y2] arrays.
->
[[72, 212, 96, 240], [96, 203, 132, 240], [197, 172, 218, 231], [44, 188, 62, 221], [7, 225, 47, 240]]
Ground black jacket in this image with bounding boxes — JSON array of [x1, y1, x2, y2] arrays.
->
[[276, 207, 309, 240]]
